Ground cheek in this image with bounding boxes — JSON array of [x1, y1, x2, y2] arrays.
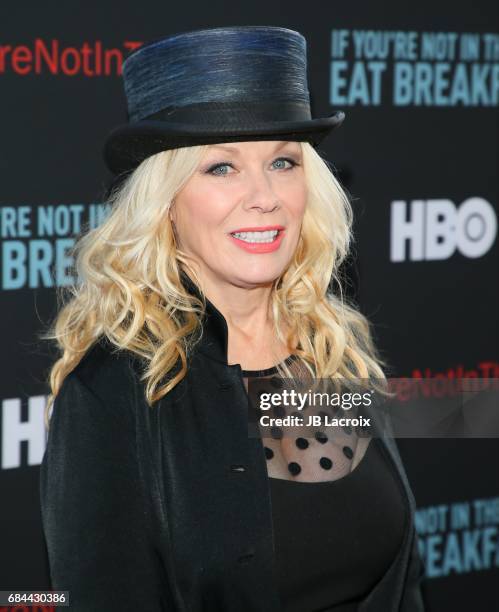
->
[[175, 189, 232, 242], [288, 189, 308, 223], [281, 178, 307, 209]]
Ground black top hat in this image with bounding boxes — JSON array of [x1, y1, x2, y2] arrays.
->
[[103, 26, 345, 175]]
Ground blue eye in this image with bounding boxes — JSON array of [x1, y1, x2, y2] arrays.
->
[[206, 157, 298, 176], [208, 162, 233, 176], [272, 158, 297, 170]]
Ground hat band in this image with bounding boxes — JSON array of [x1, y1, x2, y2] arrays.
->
[[139, 100, 312, 127]]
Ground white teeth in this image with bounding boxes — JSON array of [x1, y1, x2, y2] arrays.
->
[[231, 230, 280, 243]]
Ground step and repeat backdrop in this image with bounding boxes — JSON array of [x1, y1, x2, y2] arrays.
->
[[1, 1, 497, 610]]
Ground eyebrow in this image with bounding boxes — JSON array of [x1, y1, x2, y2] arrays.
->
[[209, 142, 299, 155]]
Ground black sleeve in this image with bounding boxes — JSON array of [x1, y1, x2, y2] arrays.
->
[[39, 372, 172, 611], [381, 410, 427, 611], [399, 524, 427, 611]]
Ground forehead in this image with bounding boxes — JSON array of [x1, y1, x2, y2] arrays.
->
[[205, 141, 301, 155]]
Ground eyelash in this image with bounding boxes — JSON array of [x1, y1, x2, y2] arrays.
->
[[205, 157, 300, 176]]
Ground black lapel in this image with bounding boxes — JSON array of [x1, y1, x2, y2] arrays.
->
[[179, 269, 231, 365]]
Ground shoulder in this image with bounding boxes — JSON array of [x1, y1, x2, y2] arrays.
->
[[66, 336, 144, 407], [49, 338, 147, 433], [45, 341, 145, 464]]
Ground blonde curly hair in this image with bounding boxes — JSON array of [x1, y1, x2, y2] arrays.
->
[[40, 142, 389, 429]]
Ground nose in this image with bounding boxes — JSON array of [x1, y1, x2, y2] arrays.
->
[[242, 167, 281, 213]]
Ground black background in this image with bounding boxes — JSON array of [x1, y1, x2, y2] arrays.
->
[[0, 1, 497, 610]]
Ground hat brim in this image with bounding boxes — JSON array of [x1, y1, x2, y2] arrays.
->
[[103, 110, 345, 175]]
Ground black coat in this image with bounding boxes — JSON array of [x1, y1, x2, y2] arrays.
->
[[40, 273, 426, 611]]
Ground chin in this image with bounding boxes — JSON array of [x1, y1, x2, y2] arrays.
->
[[233, 269, 283, 288]]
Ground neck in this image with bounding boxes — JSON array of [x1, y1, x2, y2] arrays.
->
[[179, 268, 290, 369]]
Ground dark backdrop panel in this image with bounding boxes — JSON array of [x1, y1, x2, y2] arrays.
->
[[1, 1, 497, 610]]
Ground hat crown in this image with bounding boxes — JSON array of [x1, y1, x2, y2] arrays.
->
[[121, 26, 311, 123], [104, 25, 346, 175]]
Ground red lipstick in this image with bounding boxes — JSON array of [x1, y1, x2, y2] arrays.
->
[[228, 226, 285, 254], [229, 224, 285, 233]]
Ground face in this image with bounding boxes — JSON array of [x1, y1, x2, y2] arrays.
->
[[170, 140, 307, 289]]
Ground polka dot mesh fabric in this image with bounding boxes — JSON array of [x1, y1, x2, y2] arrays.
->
[[242, 354, 374, 483]]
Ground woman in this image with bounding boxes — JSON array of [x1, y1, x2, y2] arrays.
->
[[40, 26, 426, 611]]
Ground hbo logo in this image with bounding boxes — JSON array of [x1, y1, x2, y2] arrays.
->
[[390, 197, 497, 261]]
